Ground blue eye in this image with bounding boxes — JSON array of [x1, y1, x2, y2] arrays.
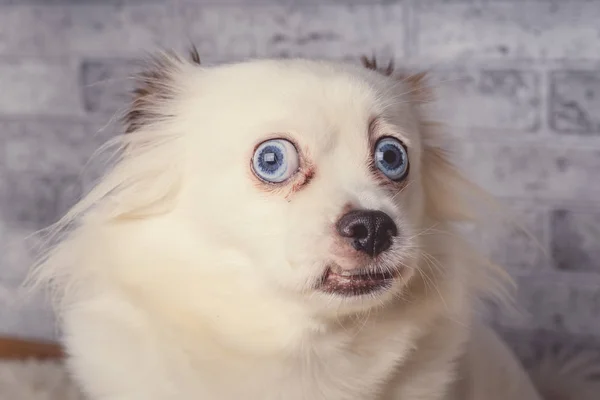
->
[[374, 137, 409, 181], [252, 139, 299, 183]]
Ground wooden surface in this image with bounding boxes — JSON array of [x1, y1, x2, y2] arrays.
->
[[0, 337, 64, 360]]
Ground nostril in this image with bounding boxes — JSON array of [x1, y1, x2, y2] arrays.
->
[[377, 219, 398, 239], [350, 223, 369, 239]]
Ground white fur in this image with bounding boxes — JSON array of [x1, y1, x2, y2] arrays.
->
[[28, 55, 586, 400]]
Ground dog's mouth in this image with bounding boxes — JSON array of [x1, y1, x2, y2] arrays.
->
[[318, 265, 399, 296]]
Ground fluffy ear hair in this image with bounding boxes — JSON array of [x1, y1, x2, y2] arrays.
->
[[420, 130, 486, 223], [398, 71, 433, 104], [25, 50, 199, 310], [188, 45, 201, 65], [124, 46, 201, 134], [360, 55, 395, 76], [360, 55, 432, 104]]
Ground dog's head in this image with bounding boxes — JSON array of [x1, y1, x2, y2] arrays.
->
[[175, 58, 427, 313], [35, 51, 485, 323]]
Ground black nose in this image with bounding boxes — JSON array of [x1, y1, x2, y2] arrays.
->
[[336, 210, 398, 257]]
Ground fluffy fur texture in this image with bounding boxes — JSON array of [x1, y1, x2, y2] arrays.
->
[[27, 52, 596, 400]]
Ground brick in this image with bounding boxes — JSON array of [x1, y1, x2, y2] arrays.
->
[[0, 0, 163, 3], [0, 222, 24, 284], [499, 328, 600, 368], [0, 0, 385, 3], [493, 273, 600, 336], [457, 141, 600, 201], [0, 223, 38, 285], [550, 70, 600, 134], [0, 7, 70, 55], [67, 4, 178, 56], [0, 59, 82, 116], [0, 4, 177, 57], [422, 0, 599, 2], [551, 208, 600, 272], [179, 0, 394, 3], [0, 120, 116, 230], [178, 4, 404, 60], [415, 3, 600, 60], [430, 69, 540, 131], [475, 201, 549, 272], [0, 120, 111, 172], [1, 169, 83, 230], [0, 286, 56, 340], [81, 59, 139, 115]]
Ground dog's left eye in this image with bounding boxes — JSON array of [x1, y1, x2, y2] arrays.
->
[[374, 137, 409, 181], [252, 139, 299, 183]]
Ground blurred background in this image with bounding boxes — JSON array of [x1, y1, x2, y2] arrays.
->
[[0, 0, 598, 363]]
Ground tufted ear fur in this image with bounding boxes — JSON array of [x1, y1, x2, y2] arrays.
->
[[360, 55, 433, 104], [360, 55, 395, 76], [188, 45, 201, 65], [124, 46, 201, 134]]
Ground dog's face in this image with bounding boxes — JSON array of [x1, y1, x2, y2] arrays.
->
[[139, 58, 437, 316]]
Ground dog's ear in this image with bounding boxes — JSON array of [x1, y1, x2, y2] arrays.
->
[[189, 45, 201, 65], [124, 46, 200, 134], [399, 71, 433, 104], [123, 52, 182, 134], [360, 55, 432, 103], [360, 55, 394, 76]]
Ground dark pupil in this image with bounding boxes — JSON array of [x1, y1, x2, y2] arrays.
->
[[380, 144, 403, 169], [383, 150, 398, 165]]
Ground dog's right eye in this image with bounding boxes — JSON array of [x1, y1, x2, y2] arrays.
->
[[252, 139, 299, 183]]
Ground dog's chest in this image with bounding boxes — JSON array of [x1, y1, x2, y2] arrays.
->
[[184, 328, 413, 400]]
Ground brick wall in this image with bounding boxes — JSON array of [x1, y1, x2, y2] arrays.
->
[[0, 0, 598, 356]]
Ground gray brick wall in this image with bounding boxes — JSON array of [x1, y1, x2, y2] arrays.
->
[[0, 0, 598, 356]]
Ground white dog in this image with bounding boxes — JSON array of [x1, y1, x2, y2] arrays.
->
[[30, 50, 598, 400]]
